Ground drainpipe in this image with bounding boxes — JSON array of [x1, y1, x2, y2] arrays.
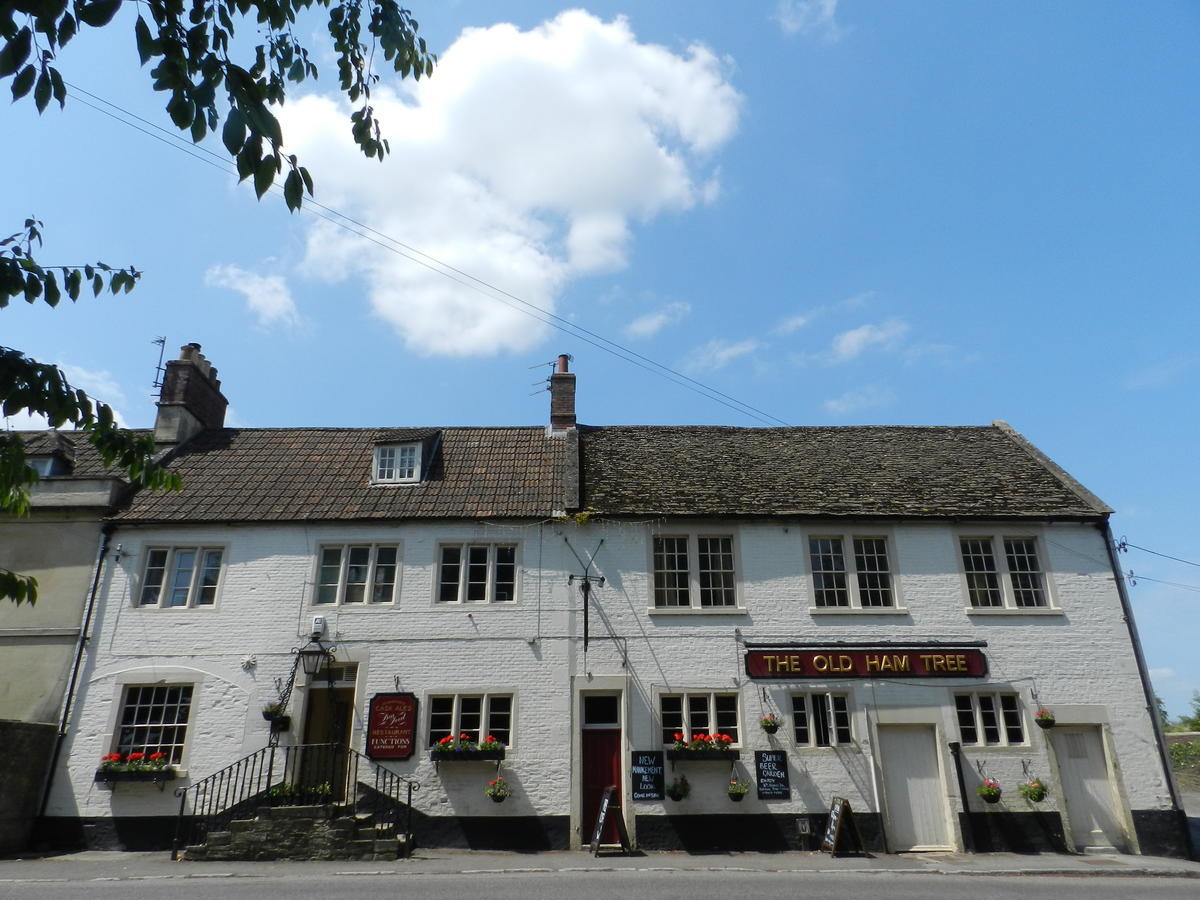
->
[[1101, 522, 1192, 856], [948, 741, 976, 852], [39, 524, 115, 817]]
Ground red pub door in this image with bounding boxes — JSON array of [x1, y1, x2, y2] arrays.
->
[[581, 694, 622, 845]]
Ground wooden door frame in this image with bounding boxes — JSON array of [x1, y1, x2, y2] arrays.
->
[[874, 722, 956, 852], [569, 675, 628, 850], [1046, 722, 1137, 854]]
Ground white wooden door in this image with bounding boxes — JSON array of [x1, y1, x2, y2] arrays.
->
[[877, 725, 952, 851], [1052, 726, 1126, 852]]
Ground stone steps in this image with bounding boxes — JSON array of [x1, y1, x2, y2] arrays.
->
[[182, 803, 411, 862]]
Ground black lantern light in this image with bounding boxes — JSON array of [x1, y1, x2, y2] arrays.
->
[[294, 636, 335, 678]]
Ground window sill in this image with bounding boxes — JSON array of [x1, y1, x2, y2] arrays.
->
[[647, 606, 748, 616], [964, 607, 1063, 617], [808, 607, 910, 616]]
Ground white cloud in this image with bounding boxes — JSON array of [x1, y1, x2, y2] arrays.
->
[[1121, 355, 1197, 390], [624, 301, 691, 339], [823, 385, 895, 416], [283, 10, 741, 357], [829, 318, 910, 363], [3, 410, 51, 430], [773, 0, 844, 42], [205, 264, 305, 332], [774, 313, 810, 335], [683, 338, 760, 373], [1149, 667, 1177, 681]]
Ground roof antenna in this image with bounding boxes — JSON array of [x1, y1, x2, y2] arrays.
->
[[151, 336, 167, 391], [529, 358, 559, 396]]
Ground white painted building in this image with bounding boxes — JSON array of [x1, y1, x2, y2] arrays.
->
[[40, 350, 1190, 857]]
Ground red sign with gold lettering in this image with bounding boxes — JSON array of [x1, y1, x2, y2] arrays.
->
[[744, 648, 987, 679], [366, 693, 418, 760]]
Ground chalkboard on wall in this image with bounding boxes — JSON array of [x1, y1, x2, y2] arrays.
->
[[754, 750, 790, 800], [631, 751, 664, 801]]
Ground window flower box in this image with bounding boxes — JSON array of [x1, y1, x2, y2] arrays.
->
[[430, 748, 506, 761], [94, 768, 177, 790], [666, 749, 740, 762]]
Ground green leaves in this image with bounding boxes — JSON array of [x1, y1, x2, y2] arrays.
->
[[0, 219, 140, 309], [1, 0, 437, 211], [76, 0, 123, 28]]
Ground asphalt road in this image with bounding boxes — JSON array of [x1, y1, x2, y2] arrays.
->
[[3, 870, 1199, 900]]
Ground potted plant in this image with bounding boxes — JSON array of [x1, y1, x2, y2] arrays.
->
[[484, 775, 513, 803], [667, 732, 740, 761], [94, 751, 175, 788], [665, 774, 690, 801], [1018, 777, 1049, 803], [976, 778, 1002, 804], [727, 778, 751, 802], [1035, 708, 1056, 729], [760, 713, 780, 734], [431, 733, 506, 761], [261, 701, 286, 721]]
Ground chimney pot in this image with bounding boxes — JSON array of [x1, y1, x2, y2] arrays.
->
[[549, 354, 576, 432], [154, 341, 229, 444]]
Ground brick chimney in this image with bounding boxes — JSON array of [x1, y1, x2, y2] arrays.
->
[[154, 343, 229, 444], [549, 354, 576, 432]]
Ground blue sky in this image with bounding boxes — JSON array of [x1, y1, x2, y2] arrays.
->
[[3, 2, 1199, 715]]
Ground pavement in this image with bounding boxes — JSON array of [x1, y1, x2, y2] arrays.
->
[[1, 846, 1199, 884]]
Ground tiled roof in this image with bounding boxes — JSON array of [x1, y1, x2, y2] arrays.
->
[[577, 424, 1110, 519], [114, 427, 570, 522], [14, 430, 136, 479]]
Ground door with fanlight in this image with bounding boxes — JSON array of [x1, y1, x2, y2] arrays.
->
[[581, 694, 623, 846]]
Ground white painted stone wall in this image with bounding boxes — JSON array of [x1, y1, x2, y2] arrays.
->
[[50, 515, 1171, 846]]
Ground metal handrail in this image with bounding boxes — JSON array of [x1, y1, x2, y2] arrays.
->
[[171, 742, 419, 859]]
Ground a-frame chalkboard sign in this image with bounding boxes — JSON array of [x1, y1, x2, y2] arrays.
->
[[820, 796, 865, 855], [590, 785, 632, 855]]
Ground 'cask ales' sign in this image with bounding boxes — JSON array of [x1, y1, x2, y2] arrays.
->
[[366, 693, 418, 760]]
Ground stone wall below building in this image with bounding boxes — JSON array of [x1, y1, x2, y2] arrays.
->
[[0, 720, 56, 853]]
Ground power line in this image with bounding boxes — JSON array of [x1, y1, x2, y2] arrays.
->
[[1116, 536, 1200, 569], [1125, 572, 1200, 594], [62, 81, 790, 427]]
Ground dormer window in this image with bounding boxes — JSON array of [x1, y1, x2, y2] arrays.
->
[[27, 455, 71, 477], [374, 443, 420, 483]]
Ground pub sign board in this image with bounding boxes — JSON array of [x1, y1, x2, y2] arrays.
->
[[754, 750, 790, 800], [366, 692, 418, 760], [631, 750, 665, 801], [745, 648, 987, 679]]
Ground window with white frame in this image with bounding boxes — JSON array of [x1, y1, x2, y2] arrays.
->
[[791, 692, 852, 746], [138, 547, 224, 608], [659, 692, 740, 744], [652, 534, 737, 608], [808, 535, 894, 608], [315, 544, 400, 605], [955, 692, 1025, 745], [427, 694, 513, 746], [373, 444, 421, 483], [437, 544, 517, 603], [959, 536, 1048, 608], [114, 684, 194, 764]]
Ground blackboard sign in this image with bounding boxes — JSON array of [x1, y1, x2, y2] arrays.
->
[[589, 785, 631, 855], [631, 751, 664, 801], [754, 750, 790, 800], [820, 797, 862, 855]]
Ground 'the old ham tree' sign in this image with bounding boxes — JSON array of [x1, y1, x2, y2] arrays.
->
[[744, 647, 987, 679]]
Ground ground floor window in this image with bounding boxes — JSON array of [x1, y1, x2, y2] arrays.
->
[[955, 692, 1024, 745], [791, 692, 851, 746], [428, 693, 513, 746], [114, 684, 194, 764], [660, 692, 739, 744]]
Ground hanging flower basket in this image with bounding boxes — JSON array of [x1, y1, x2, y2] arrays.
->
[[1018, 778, 1049, 803], [665, 775, 689, 801], [976, 778, 1002, 805], [727, 778, 750, 802], [484, 776, 512, 803], [1035, 709, 1056, 729], [760, 714, 780, 734]]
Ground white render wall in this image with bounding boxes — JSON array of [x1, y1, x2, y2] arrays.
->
[[49, 516, 1172, 848]]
